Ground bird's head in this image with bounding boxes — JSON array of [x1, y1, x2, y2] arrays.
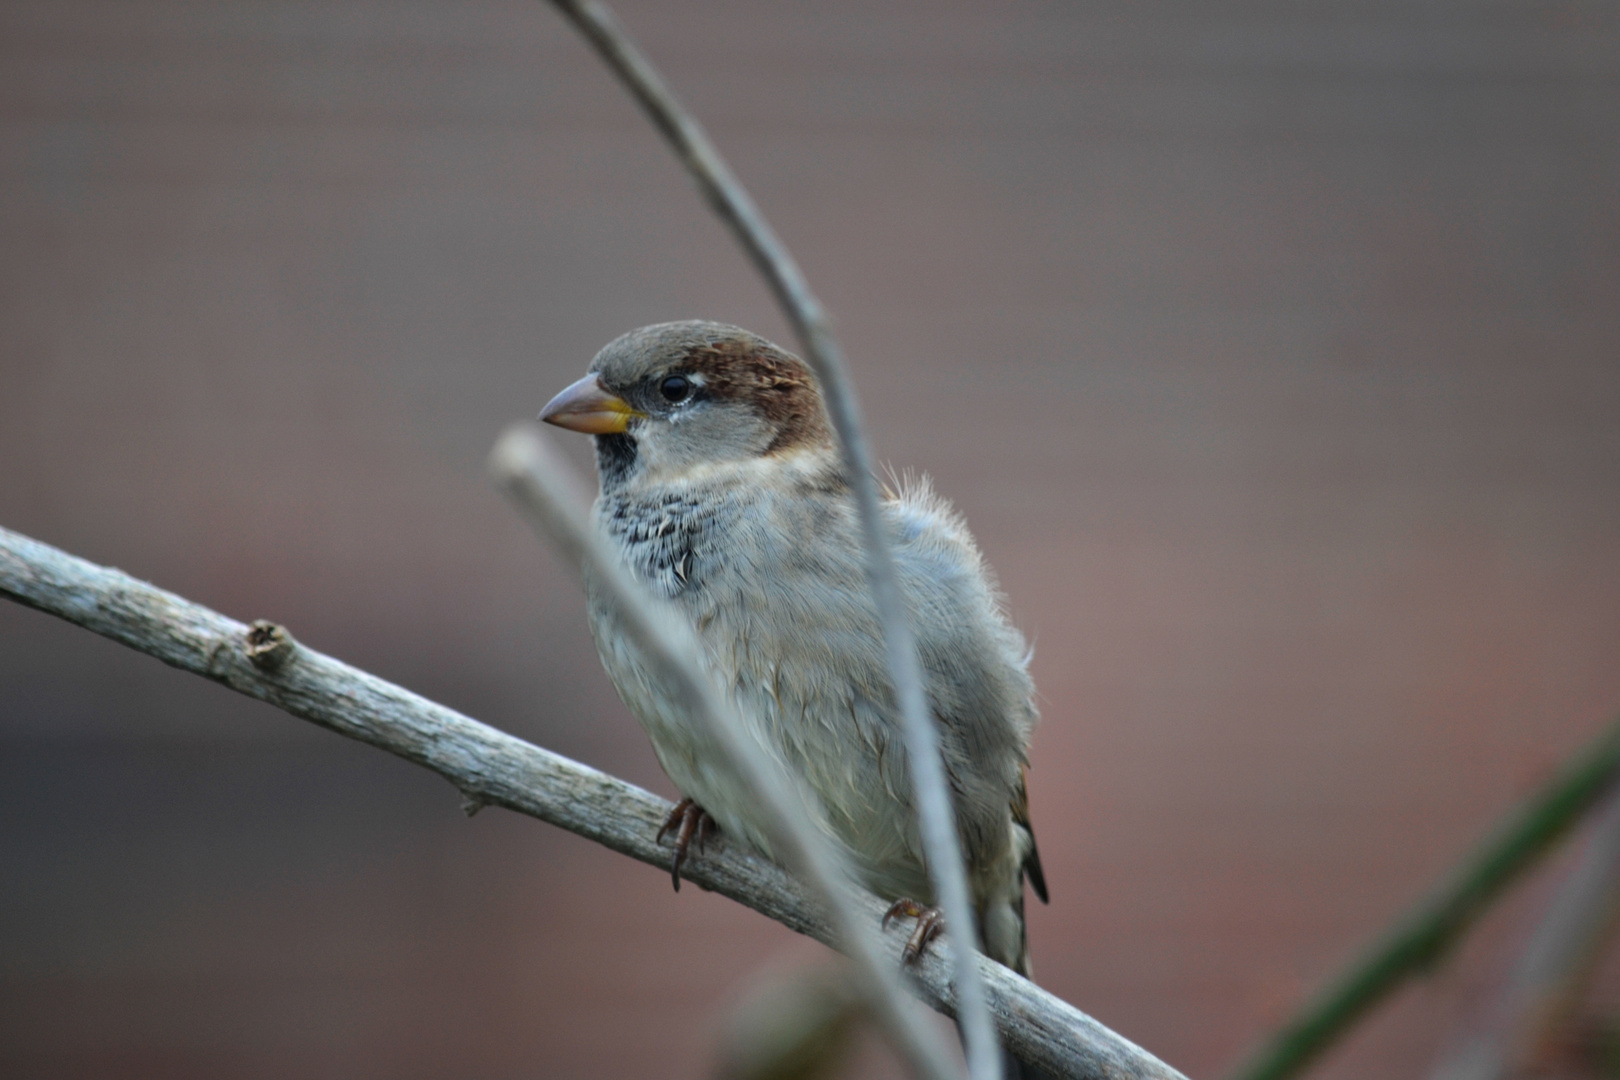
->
[[539, 321, 834, 490]]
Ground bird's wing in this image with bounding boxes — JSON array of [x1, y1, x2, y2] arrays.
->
[[1012, 764, 1048, 904], [884, 479, 1044, 891]]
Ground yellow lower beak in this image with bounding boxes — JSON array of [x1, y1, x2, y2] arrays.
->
[[538, 374, 643, 435]]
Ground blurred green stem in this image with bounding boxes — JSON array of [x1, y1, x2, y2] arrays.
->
[[1224, 716, 1620, 1080]]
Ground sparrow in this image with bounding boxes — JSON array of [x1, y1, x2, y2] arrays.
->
[[539, 320, 1047, 975]]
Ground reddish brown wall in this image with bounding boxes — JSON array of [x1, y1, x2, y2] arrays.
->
[[3, 3, 1618, 1077]]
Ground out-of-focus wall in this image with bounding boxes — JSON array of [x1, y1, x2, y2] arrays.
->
[[3, 3, 1618, 1077]]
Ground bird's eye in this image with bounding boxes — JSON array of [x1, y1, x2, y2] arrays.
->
[[659, 374, 692, 403]]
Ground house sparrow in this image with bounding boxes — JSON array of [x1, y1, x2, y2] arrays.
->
[[539, 321, 1047, 975]]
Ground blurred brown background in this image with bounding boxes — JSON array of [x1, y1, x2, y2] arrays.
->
[[3, 2, 1618, 1078]]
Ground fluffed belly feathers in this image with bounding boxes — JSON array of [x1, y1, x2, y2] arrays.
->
[[584, 470, 1039, 967]]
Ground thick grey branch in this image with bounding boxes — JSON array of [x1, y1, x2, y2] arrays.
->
[[0, 522, 1185, 1080], [541, 5, 1001, 1075]]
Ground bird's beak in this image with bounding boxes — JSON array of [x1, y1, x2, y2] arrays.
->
[[538, 374, 643, 434]]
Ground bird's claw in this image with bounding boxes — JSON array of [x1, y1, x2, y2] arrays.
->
[[656, 797, 715, 892], [882, 899, 946, 964]]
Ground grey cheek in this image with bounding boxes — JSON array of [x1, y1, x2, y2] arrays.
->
[[671, 396, 708, 421]]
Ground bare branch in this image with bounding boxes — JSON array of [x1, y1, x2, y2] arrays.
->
[[1432, 788, 1620, 1080], [0, 522, 1188, 1080], [539, 5, 1002, 1076], [1222, 718, 1620, 1080], [489, 425, 959, 1080]]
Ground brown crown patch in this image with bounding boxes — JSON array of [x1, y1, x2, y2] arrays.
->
[[682, 338, 832, 455]]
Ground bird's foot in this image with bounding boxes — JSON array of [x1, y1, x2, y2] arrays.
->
[[882, 899, 946, 965], [655, 797, 716, 892]]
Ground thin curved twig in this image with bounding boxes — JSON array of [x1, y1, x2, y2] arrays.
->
[[538, 5, 1002, 1077], [0, 522, 1189, 1080], [1222, 718, 1620, 1080], [1430, 787, 1620, 1080]]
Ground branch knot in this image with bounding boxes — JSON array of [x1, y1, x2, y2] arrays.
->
[[245, 620, 295, 671]]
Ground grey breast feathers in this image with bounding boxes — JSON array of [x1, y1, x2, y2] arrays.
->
[[591, 468, 1038, 907]]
